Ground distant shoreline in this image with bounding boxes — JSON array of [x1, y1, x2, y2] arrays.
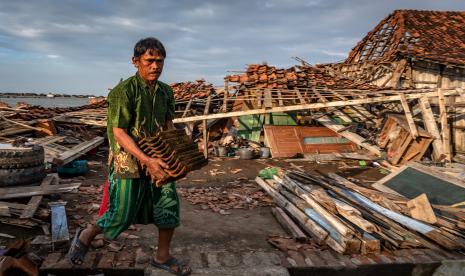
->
[[0, 93, 99, 98]]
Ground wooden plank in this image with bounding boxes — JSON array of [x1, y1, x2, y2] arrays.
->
[[314, 88, 352, 123], [53, 136, 104, 165], [419, 97, 445, 161], [182, 98, 194, 118], [386, 59, 407, 88], [277, 90, 284, 106], [172, 89, 463, 123], [263, 89, 273, 108], [399, 93, 419, 138], [316, 115, 383, 156], [438, 88, 452, 161], [0, 182, 81, 200], [295, 89, 306, 105], [254, 177, 329, 244], [222, 80, 229, 112], [271, 207, 307, 241], [20, 174, 57, 219], [256, 89, 263, 108], [407, 193, 437, 224]]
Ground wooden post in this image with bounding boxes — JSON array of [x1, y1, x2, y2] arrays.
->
[[222, 80, 229, 112], [438, 88, 452, 161], [203, 119, 208, 159], [203, 95, 212, 159], [399, 93, 419, 138], [419, 97, 444, 161]]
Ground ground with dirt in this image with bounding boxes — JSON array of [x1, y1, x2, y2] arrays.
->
[[0, 149, 388, 275]]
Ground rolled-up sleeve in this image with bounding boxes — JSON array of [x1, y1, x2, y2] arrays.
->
[[166, 86, 175, 121], [108, 88, 132, 129]]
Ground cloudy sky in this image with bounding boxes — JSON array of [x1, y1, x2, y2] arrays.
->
[[0, 0, 463, 95]]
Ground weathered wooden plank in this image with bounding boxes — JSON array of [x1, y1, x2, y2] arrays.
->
[[271, 207, 307, 241], [20, 174, 57, 219], [316, 115, 383, 156], [399, 93, 419, 138], [407, 193, 437, 224], [419, 97, 445, 161], [0, 182, 81, 200], [438, 88, 452, 161], [53, 136, 104, 165]]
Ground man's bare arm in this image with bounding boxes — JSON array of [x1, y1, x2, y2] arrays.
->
[[113, 127, 168, 180]]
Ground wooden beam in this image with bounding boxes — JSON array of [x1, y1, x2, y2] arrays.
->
[[419, 97, 444, 161], [295, 89, 306, 105], [222, 80, 229, 112], [20, 174, 57, 219], [263, 89, 273, 108], [386, 59, 407, 88], [313, 88, 352, 123], [173, 89, 462, 124], [399, 93, 419, 138], [53, 136, 104, 165], [271, 207, 307, 241], [316, 115, 383, 156], [438, 88, 452, 161], [0, 182, 81, 200], [182, 98, 194, 118]]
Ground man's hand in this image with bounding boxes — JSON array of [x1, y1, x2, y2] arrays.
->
[[142, 157, 169, 181]]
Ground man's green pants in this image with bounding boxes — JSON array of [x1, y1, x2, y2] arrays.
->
[[97, 166, 180, 240]]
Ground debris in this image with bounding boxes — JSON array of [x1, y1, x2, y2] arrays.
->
[[256, 168, 465, 254]]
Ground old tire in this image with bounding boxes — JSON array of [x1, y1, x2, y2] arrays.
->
[[0, 164, 46, 187], [0, 145, 44, 169]]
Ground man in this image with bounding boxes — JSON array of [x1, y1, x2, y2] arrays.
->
[[68, 37, 191, 276]]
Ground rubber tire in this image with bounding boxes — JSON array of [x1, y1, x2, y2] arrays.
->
[[0, 145, 44, 169], [0, 164, 46, 187]]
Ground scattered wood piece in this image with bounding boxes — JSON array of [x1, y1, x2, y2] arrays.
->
[[407, 193, 437, 224]]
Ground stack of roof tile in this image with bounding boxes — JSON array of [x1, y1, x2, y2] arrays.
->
[[225, 64, 380, 90], [170, 79, 216, 101]]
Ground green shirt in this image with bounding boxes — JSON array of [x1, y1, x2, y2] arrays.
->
[[107, 73, 175, 178]]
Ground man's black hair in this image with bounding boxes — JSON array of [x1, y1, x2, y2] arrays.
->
[[133, 37, 166, 58]]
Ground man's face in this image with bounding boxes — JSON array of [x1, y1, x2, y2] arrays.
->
[[132, 50, 164, 83]]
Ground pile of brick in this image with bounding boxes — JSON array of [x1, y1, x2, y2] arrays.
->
[[225, 64, 380, 90], [170, 79, 216, 101]]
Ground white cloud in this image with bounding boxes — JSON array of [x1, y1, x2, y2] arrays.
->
[[46, 54, 60, 59]]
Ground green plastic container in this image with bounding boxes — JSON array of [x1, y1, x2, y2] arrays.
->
[[57, 160, 88, 177]]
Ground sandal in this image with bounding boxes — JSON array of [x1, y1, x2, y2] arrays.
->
[[67, 228, 89, 265], [150, 256, 191, 276]]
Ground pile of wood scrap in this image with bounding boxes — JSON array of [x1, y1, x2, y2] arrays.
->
[[378, 114, 433, 165], [177, 183, 274, 214], [0, 174, 80, 233], [256, 168, 465, 255]]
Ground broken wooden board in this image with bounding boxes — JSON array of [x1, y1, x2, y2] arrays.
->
[[316, 115, 382, 156], [372, 162, 465, 205], [52, 136, 104, 165], [0, 182, 81, 200], [20, 174, 58, 219], [407, 193, 437, 224]]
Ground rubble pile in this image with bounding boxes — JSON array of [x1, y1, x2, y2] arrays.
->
[[257, 168, 465, 255]]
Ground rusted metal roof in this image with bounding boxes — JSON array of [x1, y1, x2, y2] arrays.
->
[[346, 9, 465, 67]]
